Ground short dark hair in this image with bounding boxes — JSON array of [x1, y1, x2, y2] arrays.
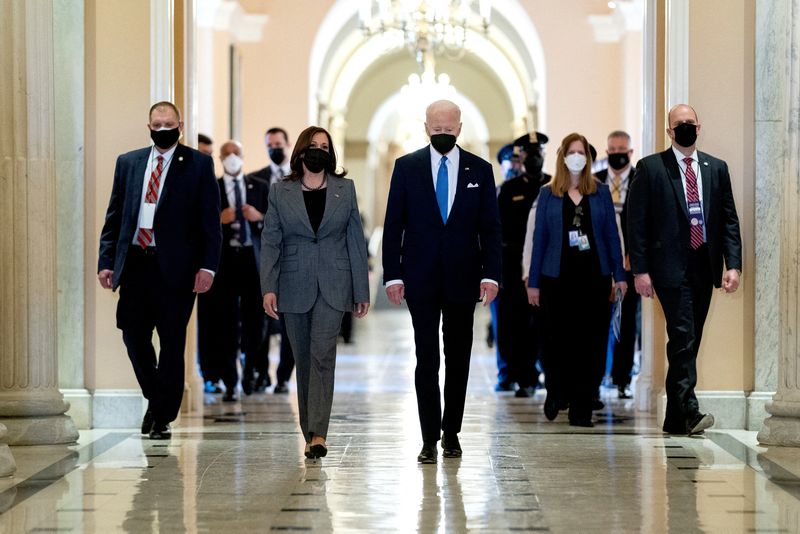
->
[[149, 101, 182, 121], [198, 133, 213, 145], [607, 130, 631, 143], [287, 126, 346, 180], [265, 127, 289, 144]]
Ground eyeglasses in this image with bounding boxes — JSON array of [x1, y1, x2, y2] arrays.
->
[[572, 206, 583, 228]]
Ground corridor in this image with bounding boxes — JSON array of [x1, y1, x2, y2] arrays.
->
[[1, 308, 798, 533]]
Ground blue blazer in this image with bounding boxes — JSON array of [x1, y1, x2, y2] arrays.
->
[[528, 183, 625, 288], [98, 144, 222, 291], [382, 145, 502, 303]]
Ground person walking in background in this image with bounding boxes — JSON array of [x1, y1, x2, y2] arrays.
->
[[261, 126, 370, 459], [197, 140, 270, 402], [97, 101, 221, 439], [382, 100, 502, 463], [627, 104, 742, 435], [596, 130, 640, 400], [250, 127, 296, 394], [527, 132, 626, 428]]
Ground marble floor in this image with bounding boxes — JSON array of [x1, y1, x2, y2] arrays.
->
[[2, 308, 800, 533]]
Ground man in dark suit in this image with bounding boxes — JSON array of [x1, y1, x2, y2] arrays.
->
[[383, 100, 502, 463], [495, 132, 550, 397], [627, 104, 742, 436], [98, 101, 221, 439], [596, 130, 639, 400], [248, 127, 295, 394], [197, 140, 270, 401]]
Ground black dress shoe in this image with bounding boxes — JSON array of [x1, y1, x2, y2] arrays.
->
[[592, 398, 605, 411], [569, 418, 594, 428], [515, 386, 535, 398], [253, 374, 271, 393], [310, 443, 328, 458], [544, 394, 558, 421], [242, 379, 254, 396], [273, 382, 289, 394], [417, 442, 437, 464], [222, 391, 237, 403], [441, 434, 462, 458], [617, 385, 632, 399], [687, 413, 715, 435], [149, 423, 172, 440], [141, 409, 154, 435]]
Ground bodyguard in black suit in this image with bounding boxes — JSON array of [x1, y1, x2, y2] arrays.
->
[[98, 101, 221, 439], [383, 100, 502, 463], [627, 104, 742, 435], [197, 140, 270, 401]]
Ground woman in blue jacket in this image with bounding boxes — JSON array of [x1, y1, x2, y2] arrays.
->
[[527, 132, 627, 427]]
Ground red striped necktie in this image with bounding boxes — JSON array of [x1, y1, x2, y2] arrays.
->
[[136, 155, 164, 248], [684, 157, 704, 250]]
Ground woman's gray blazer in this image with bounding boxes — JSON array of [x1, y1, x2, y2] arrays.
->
[[260, 175, 370, 313]]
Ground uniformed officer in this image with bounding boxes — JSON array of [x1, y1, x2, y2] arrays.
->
[[495, 132, 550, 397]]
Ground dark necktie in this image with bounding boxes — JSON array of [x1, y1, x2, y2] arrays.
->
[[684, 157, 704, 249], [233, 177, 246, 244]]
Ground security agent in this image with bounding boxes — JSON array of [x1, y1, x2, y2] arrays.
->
[[494, 131, 550, 397]]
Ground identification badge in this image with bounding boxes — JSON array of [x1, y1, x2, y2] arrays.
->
[[578, 235, 591, 251], [140, 202, 156, 229], [569, 230, 580, 247], [687, 200, 705, 228]]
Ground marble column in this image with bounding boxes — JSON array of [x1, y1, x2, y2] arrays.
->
[[0, 0, 79, 446], [757, 0, 800, 446]]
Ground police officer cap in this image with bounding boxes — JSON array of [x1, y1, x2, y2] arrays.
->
[[496, 143, 514, 164], [512, 131, 549, 150]]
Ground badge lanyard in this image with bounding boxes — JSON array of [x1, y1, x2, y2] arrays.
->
[[678, 159, 706, 231]]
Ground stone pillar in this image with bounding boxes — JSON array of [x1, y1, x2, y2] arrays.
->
[[758, 0, 800, 446], [0, 0, 79, 446]]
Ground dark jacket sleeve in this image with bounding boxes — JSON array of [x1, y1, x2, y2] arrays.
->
[[381, 158, 407, 283], [600, 186, 626, 282], [717, 161, 743, 272], [198, 154, 222, 272], [626, 160, 651, 276], [98, 155, 125, 273], [528, 187, 551, 288], [477, 159, 503, 282], [346, 180, 371, 303]]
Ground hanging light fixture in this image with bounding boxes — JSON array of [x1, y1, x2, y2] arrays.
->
[[359, 0, 492, 66]]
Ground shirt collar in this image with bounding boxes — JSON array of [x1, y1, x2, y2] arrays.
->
[[430, 144, 460, 166], [152, 144, 177, 161], [223, 171, 244, 183], [672, 145, 698, 164], [270, 161, 290, 176]]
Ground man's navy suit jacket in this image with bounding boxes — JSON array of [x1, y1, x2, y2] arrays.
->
[[382, 145, 502, 303], [98, 143, 222, 291]]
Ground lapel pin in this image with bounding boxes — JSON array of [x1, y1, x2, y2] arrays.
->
[[703, 161, 708, 166], [465, 167, 470, 170], [335, 194, 340, 198], [178, 156, 183, 162]]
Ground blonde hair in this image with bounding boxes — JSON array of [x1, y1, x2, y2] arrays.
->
[[546, 132, 597, 197]]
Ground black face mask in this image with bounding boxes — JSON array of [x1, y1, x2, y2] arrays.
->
[[303, 148, 330, 174], [268, 147, 285, 164], [607, 152, 630, 170], [524, 153, 544, 175], [672, 123, 698, 148], [430, 134, 457, 155], [150, 127, 180, 150]]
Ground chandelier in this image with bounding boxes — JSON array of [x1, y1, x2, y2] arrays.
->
[[397, 60, 457, 152], [359, 0, 492, 66]]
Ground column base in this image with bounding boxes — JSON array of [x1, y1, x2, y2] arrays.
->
[[0, 414, 78, 445], [92, 390, 145, 429], [746, 391, 775, 431], [758, 416, 800, 446], [0, 423, 16, 477], [62, 388, 92, 430]]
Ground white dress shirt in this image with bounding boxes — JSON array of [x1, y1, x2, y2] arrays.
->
[[269, 162, 291, 184], [672, 145, 707, 241], [137, 145, 177, 246], [223, 171, 252, 246]]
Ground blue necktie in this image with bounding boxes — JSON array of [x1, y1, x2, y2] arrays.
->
[[436, 156, 448, 222]]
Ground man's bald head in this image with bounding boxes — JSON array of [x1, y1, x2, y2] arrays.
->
[[220, 140, 243, 159], [424, 100, 462, 148], [667, 104, 699, 128]]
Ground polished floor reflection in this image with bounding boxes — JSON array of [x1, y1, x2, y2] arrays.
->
[[1, 308, 799, 533]]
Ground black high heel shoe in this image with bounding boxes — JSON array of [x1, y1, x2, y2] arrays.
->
[[310, 443, 328, 458]]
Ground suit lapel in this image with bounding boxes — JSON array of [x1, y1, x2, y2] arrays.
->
[[447, 147, 471, 224], [698, 152, 712, 219], [417, 146, 444, 225], [127, 149, 150, 226], [218, 178, 230, 209], [317, 175, 345, 235], [283, 179, 315, 234], [661, 150, 690, 220], [158, 144, 189, 209]]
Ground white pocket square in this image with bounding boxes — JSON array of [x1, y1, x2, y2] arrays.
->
[[467, 182, 479, 188]]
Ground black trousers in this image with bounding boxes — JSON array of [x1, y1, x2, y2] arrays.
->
[[407, 298, 476, 443], [197, 246, 264, 391], [540, 274, 611, 421], [496, 274, 537, 388], [654, 246, 713, 431], [612, 270, 640, 388], [117, 247, 196, 425]]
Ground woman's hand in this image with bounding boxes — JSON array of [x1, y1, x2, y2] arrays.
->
[[263, 292, 279, 320], [527, 287, 540, 307], [354, 302, 370, 318]]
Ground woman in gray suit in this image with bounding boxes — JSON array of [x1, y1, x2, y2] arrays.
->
[[261, 126, 370, 459]]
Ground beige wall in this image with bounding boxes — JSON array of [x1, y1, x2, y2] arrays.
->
[[688, 0, 755, 391], [84, 0, 151, 390]]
